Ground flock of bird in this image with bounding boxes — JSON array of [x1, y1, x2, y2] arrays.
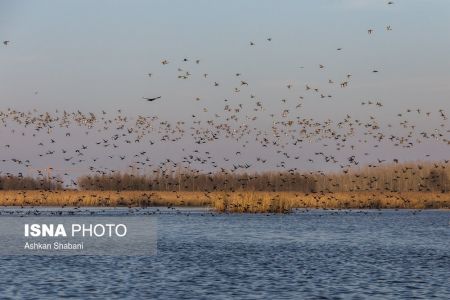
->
[[0, 100, 447, 186], [1, 1, 449, 211]]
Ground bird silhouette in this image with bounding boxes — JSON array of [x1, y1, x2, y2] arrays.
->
[[142, 96, 162, 102]]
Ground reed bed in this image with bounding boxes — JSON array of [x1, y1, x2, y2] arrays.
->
[[0, 190, 449, 212], [0, 190, 209, 207]]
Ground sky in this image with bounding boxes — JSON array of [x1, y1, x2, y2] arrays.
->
[[0, 0, 449, 177], [1, 0, 449, 116]]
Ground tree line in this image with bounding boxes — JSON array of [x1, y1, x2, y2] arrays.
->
[[1, 162, 448, 193], [0, 175, 63, 190], [76, 162, 450, 193]]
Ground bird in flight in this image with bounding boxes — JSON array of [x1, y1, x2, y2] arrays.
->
[[142, 96, 161, 102], [3, 41, 10, 46]]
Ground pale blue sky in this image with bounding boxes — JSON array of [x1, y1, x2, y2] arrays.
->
[[1, 0, 449, 119]]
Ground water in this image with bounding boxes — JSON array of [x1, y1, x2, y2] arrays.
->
[[0, 208, 449, 299]]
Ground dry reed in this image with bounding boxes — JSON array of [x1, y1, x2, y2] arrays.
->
[[0, 190, 449, 212]]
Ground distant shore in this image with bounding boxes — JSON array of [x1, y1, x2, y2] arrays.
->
[[0, 190, 449, 213]]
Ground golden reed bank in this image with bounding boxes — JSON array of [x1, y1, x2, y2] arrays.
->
[[0, 190, 449, 213]]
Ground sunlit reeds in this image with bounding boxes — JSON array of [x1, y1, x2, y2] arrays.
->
[[0, 190, 448, 212]]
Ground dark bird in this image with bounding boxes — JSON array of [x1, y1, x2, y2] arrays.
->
[[142, 96, 162, 102], [3, 41, 10, 46]]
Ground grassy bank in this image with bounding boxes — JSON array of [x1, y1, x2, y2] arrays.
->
[[0, 190, 449, 212]]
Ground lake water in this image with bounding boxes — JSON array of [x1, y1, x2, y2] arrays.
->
[[0, 208, 449, 299]]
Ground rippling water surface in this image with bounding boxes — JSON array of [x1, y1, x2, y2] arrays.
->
[[0, 208, 449, 299]]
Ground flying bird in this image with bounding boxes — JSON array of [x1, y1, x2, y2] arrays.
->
[[142, 96, 162, 102]]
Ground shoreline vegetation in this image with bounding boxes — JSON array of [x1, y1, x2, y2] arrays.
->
[[0, 191, 449, 213], [1, 162, 449, 212]]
